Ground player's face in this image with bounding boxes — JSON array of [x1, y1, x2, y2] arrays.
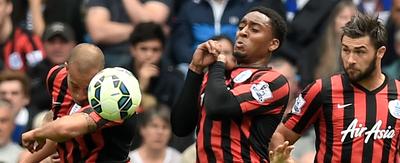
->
[[0, 107, 14, 147], [67, 64, 99, 106], [140, 116, 171, 150], [44, 36, 75, 65], [234, 11, 277, 64], [217, 38, 236, 70], [0, 80, 28, 111], [130, 39, 163, 66], [341, 35, 380, 82]]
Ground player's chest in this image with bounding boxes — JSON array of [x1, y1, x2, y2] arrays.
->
[[322, 91, 400, 142]]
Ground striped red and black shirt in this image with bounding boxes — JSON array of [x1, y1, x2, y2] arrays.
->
[[1, 27, 45, 71], [284, 73, 400, 163], [46, 65, 136, 163], [196, 63, 289, 163]]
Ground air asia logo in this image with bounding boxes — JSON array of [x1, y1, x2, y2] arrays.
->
[[341, 119, 395, 143]]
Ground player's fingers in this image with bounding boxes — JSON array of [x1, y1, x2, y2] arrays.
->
[[269, 150, 274, 159], [35, 141, 45, 151], [209, 40, 221, 56], [206, 41, 213, 54], [275, 144, 284, 153], [284, 145, 295, 156], [26, 142, 35, 153]]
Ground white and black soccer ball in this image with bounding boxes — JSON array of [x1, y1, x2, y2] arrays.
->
[[87, 67, 141, 121]]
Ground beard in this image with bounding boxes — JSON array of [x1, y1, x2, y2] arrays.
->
[[344, 54, 377, 82]]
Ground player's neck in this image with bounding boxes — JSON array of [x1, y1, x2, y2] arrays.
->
[[356, 70, 385, 91], [0, 18, 12, 44]]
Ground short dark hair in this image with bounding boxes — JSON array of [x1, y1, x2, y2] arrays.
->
[[129, 22, 165, 47], [0, 70, 30, 97], [341, 13, 387, 50], [248, 6, 287, 50]]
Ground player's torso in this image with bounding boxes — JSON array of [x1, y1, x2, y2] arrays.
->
[[196, 68, 276, 163], [51, 66, 134, 162], [316, 74, 400, 163]]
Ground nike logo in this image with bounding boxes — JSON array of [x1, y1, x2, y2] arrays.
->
[[337, 103, 352, 109]]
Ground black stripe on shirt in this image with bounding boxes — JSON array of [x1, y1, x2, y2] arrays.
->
[[221, 119, 233, 162], [362, 93, 377, 163], [53, 77, 68, 119], [47, 66, 64, 96], [382, 78, 398, 163], [323, 77, 334, 163], [341, 74, 355, 162], [203, 118, 216, 163]]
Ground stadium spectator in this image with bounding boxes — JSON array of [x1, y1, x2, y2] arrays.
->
[[273, 0, 339, 63], [21, 44, 137, 162], [384, 0, 400, 67], [353, 0, 391, 23], [271, 13, 400, 163], [85, 0, 171, 67], [384, 29, 400, 79], [169, 0, 258, 73], [313, 1, 357, 82], [171, 7, 289, 162], [28, 22, 76, 111], [0, 0, 45, 72], [129, 105, 181, 163], [0, 70, 38, 144], [0, 99, 23, 163], [125, 22, 183, 108]]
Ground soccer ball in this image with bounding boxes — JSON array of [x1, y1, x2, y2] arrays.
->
[[87, 67, 142, 121]]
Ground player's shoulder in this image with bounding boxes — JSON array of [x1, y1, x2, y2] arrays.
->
[[48, 64, 67, 78], [255, 68, 288, 84], [46, 64, 68, 90]]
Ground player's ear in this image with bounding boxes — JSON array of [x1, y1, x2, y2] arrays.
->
[[377, 46, 386, 59], [65, 62, 69, 70], [268, 38, 279, 52]]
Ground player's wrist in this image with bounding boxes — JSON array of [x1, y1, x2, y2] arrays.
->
[[189, 63, 204, 74]]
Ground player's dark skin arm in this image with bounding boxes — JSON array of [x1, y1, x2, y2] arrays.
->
[[22, 113, 97, 153], [204, 61, 241, 119], [171, 67, 203, 137]]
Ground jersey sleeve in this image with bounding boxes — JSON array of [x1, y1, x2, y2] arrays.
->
[[230, 71, 290, 116], [283, 79, 324, 134], [79, 105, 122, 129]]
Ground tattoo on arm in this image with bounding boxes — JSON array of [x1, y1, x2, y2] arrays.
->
[[84, 114, 97, 132]]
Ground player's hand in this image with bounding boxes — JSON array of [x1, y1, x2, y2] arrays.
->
[[189, 40, 221, 74], [22, 130, 46, 153], [269, 141, 295, 163]]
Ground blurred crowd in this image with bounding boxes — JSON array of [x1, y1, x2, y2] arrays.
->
[[0, 0, 399, 162]]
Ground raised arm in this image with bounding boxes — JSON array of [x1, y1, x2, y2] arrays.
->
[[171, 40, 219, 136]]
